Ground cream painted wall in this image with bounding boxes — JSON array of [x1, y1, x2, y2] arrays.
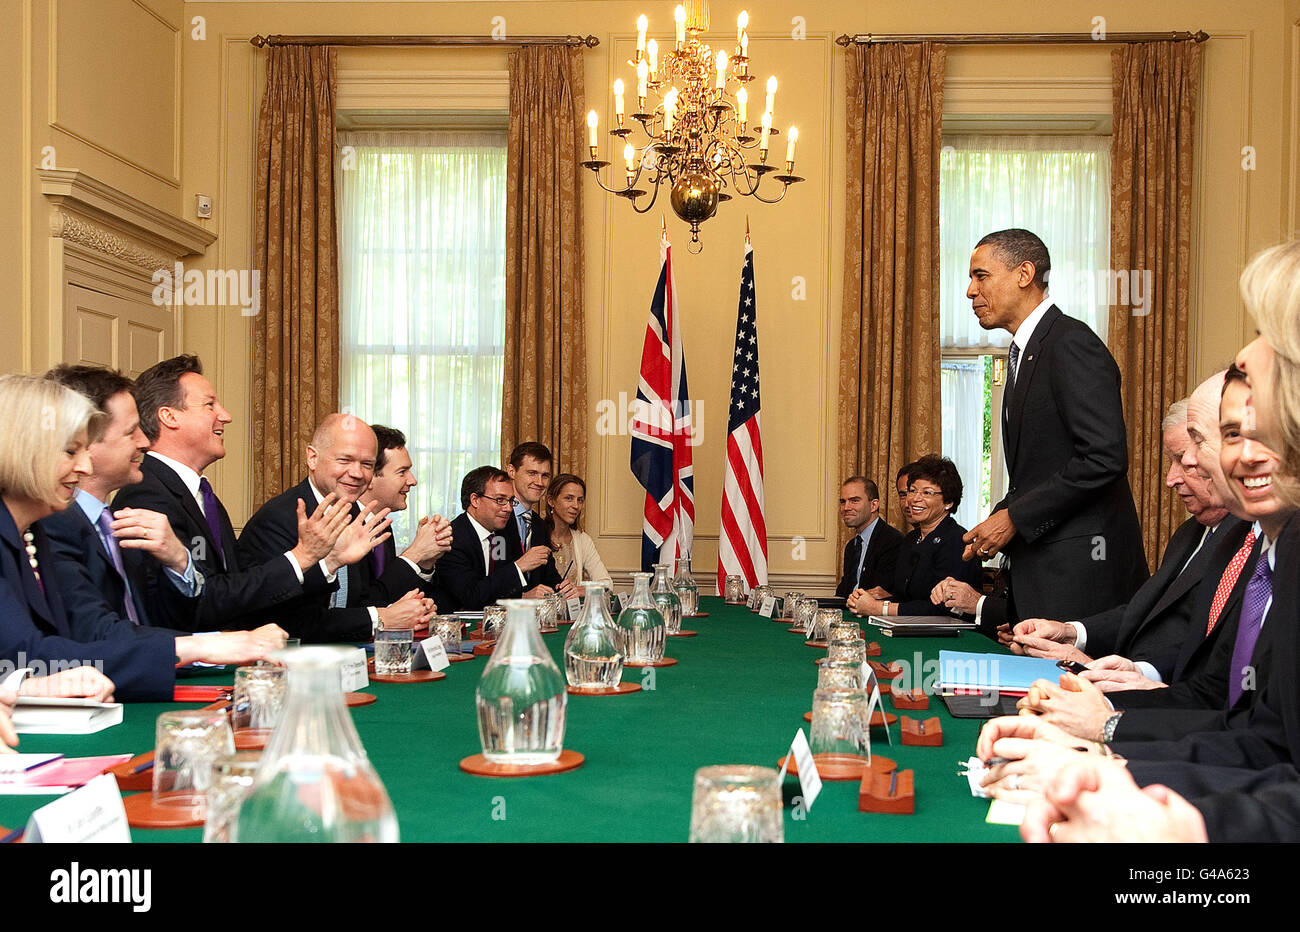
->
[[0, 0, 186, 374], [4, 0, 1289, 591]]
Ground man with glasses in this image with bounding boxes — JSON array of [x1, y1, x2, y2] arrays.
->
[[433, 465, 563, 612]]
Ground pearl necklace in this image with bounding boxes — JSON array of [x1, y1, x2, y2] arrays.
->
[[21, 530, 41, 585]]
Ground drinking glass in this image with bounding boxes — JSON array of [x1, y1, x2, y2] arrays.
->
[[826, 637, 868, 665], [827, 618, 863, 643], [782, 591, 805, 619], [202, 751, 260, 843], [231, 664, 286, 741], [153, 709, 235, 815], [537, 593, 560, 633], [791, 597, 817, 633], [374, 628, 413, 675], [724, 575, 745, 603], [688, 765, 783, 843], [480, 604, 508, 641], [809, 688, 869, 762], [430, 616, 462, 655], [816, 660, 868, 691], [808, 608, 842, 641]]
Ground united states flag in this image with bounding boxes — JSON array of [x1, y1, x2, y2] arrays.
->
[[630, 235, 695, 572], [717, 242, 768, 592]]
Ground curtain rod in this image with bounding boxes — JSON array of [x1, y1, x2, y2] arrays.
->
[[250, 34, 598, 48], [835, 30, 1208, 46]]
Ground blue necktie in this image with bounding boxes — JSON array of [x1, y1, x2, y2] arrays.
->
[[1227, 552, 1273, 706], [1008, 342, 1021, 386], [96, 510, 140, 625]]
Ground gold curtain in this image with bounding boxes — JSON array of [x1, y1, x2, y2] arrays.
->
[[839, 43, 946, 534], [502, 46, 588, 478], [1109, 40, 1202, 567], [252, 46, 340, 504]]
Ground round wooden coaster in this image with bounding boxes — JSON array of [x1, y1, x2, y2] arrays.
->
[[566, 682, 642, 696], [472, 642, 497, 656], [367, 669, 447, 684], [622, 657, 679, 668], [447, 653, 476, 663], [107, 753, 154, 792], [723, 599, 747, 606], [780, 618, 802, 625], [667, 630, 698, 637], [122, 792, 205, 829], [777, 753, 896, 781], [801, 710, 898, 726], [683, 612, 709, 618], [232, 729, 269, 751], [458, 748, 585, 777], [345, 692, 377, 707], [805, 639, 828, 648]]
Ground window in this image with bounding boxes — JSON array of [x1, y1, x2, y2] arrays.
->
[[939, 135, 1111, 532], [338, 130, 508, 542]]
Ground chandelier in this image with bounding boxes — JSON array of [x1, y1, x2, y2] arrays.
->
[[582, 1, 804, 251]]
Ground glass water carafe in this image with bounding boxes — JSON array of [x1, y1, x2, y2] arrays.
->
[[234, 646, 398, 842], [653, 563, 683, 635], [476, 600, 567, 764], [673, 553, 700, 616], [563, 582, 624, 688], [617, 572, 666, 662]]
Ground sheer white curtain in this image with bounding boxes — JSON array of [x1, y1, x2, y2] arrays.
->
[[940, 358, 987, 533], [939, 135, 1111, 349], [338, 130, 507, 544]]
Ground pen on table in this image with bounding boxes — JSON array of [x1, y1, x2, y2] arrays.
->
[[132, 758, 155, 775], [0, 827, 23, 844]]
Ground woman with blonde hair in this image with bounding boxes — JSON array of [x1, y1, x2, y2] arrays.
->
[[540, 474, 612, 587]]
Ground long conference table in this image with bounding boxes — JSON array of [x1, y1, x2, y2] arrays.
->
[[0, 597, 1021, 842]]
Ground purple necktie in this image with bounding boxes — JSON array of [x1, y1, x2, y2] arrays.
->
[[197, 477, 227, 568], [96, 510, 140, 625], [372, 540, 386, 577], [1227, 552, 1273, 706]]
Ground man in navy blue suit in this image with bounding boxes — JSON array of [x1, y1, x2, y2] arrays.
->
[[37, 365, 288, 675]]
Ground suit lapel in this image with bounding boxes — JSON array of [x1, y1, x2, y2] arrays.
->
[[1, 514, 59, 633], [147, 457, 221, 567], [1003, 306, 1059, 470], [1136, 521, 1206, 626]]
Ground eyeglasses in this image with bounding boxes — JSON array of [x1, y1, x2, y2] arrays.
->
[[477, 494, 519, 507], [906, 488, 945, 500]]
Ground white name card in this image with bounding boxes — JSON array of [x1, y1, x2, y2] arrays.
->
[[759, 596, 776, 618], [777, 727, 822, 811], [566, 597, 582, 621], [24, 773, 130, 843], [340, 647, 370, 693], [420, 635, 450, 673]]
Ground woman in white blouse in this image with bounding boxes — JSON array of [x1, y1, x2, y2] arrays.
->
[[541, 474, 612, 587]]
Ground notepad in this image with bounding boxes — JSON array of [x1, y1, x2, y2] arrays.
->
[[11, 697, 124, 735], [0, 755, 130, 795], [936, 650, 1063, 695]]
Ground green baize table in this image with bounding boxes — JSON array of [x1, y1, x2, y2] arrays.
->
[[0, 597, 1021, 842]]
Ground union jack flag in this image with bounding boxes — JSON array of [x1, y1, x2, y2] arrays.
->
[[630, 234, 694, 572]]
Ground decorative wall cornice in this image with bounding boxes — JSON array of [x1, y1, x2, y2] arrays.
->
[[50, 210, 173, 272]]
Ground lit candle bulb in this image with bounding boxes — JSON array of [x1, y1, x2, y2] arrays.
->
[[614, 78, 625, 117], [587, 110, 598, 150], [736, 86, 748, 124], [716, 50, 728, 90], [765, 75, 778, 118], [637, 14, 647, 53], [760, 110, 771, 153], [647, 38, 658, 77], [737, 10, 748, 46], [624, 142, 635, 175], [741, 30, 749, 56], [664, 87, 678, 133], [785, 126, 798, 165], [674, 4, 686, 47], [637, 59, 649, 101]]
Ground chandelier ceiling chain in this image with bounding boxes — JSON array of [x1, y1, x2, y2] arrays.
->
[[582, 2, 804, 252]]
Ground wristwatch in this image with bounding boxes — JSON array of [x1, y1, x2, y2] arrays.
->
[[1101, 710, 1124, 743], [881, 600, 891, 616]]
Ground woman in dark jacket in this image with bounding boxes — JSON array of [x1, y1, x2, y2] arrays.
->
[[848, 454, 983, 618]]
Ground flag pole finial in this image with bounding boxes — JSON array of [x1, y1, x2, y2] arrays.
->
[[661, 214, 668, 235], [745, 216, 751, 246]]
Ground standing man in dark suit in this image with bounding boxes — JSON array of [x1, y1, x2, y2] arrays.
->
[[436, 466, 566, 612], [360, 425, 452, 603], [114, 356, 353, 632], [237, 414, 433, 642], [835, 476, 903, 597], [961, 229, 1147, 625]]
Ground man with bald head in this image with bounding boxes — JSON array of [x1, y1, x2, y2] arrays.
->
[[1011, 372, 1253, 686], [238, 413, 434, 642]]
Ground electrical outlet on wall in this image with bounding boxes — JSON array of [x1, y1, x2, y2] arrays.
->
[[196, 194, 213, 219]]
